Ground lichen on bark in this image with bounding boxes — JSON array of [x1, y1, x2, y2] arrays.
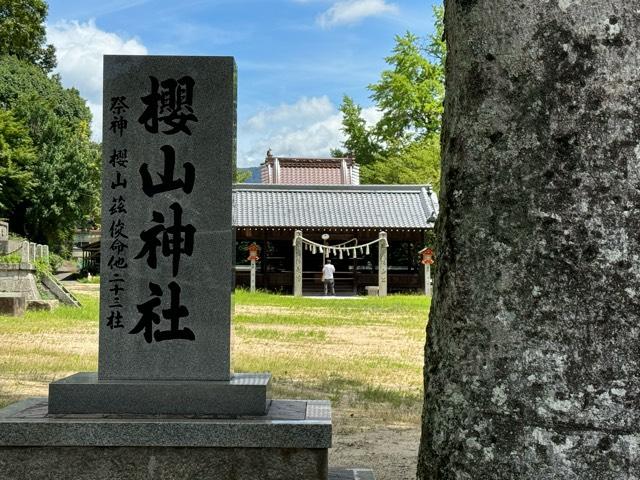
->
[[417, 1, 640, 479]]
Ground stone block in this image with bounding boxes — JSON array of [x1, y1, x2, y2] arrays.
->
[[20, 241, 29, 263], [0, 294, 25, 316], [49, 372, 271, 416], [2, 397, 331, 448], [365, 286, 379, 296], [0, 264, 39, 301], [0, 221, 7, 241], [0, 397, 332, 480], [0, 446, 328, 480], [329, 469, 376, 480], [27, 300, 59, 311]]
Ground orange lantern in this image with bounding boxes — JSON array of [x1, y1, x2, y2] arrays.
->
[[247, 243, 260, 262], [418, 247, 434, 265]]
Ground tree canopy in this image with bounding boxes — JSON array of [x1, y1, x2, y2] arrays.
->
[[0, 0, 56, 72], [0, 55, 100, 254], [337, 6, 445, 188], [0, 109, 35, 215]]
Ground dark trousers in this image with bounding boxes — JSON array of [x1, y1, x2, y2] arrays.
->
[[323, 279, 335, 295]]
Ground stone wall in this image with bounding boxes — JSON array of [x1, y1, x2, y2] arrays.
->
[[0, 264, 39, 301]]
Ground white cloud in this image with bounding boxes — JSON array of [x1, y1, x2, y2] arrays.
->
[[47, 20, 147, 141], [239, 96, 381, 167], [247, 96, 334, 130], [361, 106, 383, 127], [317, 0, 398, 28]]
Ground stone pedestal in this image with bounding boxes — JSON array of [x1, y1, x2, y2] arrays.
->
[[0, 397, 332, 480], [49, 372, 271, 416], [329, 470, 376, 480], [0, 263, 39, 301]]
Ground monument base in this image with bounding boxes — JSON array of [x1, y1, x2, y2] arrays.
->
[[48, 372, 271, 416], [329, 469, 376, 480], [1, 397, 332, 480]]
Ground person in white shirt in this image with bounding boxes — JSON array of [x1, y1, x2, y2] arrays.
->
[[322, 259, 336, 296]]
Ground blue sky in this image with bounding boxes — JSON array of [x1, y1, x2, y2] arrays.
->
[[46, 0, 440, 167]]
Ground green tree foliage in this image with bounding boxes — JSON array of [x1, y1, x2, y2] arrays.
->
[[339, 96, 382, 166], [0, 56, 100, 254], [337, 5, 445, 188], [234, 168, 252, 183], [0, 109, 35, 214], [369, 31, 444, 147], [360, 136, 440, 192], [0, 0, 56, 72]]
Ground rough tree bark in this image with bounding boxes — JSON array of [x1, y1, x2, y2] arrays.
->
[[418, 1, 640, 479]]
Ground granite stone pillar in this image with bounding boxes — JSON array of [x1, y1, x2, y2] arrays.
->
[[20, 242, 29, 263], [377, 232, 387, 297], [418, 1, 640, 478]]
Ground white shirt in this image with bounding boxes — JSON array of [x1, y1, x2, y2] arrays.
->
[[322, 264, 335, 280]]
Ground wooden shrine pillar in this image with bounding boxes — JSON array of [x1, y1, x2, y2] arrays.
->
[[293, 230, 303, 297]]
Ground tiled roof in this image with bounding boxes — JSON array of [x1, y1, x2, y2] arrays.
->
[[260, 156, 359, 185], [279, 165, 343, 185], [233, 184, 438, 229]]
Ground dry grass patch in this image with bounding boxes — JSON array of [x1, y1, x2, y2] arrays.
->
[[232, 290, 429, 426], [1, 289, 430, 428]]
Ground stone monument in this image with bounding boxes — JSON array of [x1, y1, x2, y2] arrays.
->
[[49, 54, 269, 416], [0, 55, 371, 480]]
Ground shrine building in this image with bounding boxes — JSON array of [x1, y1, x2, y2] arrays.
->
[[234, 182, 438, 295], [233, 152, 438, 295], [84, 152, 439, 295]]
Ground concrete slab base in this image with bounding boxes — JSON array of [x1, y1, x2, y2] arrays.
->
[[0, 397, 332, 479], [49, 371, 271, 416], [329, 468, 376, 479]]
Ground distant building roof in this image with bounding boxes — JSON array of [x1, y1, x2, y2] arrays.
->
[[260, 152, 359, 185], [233, 184, 438, 230]]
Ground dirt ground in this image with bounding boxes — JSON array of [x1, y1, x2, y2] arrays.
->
[[331, 427, 420, 480]]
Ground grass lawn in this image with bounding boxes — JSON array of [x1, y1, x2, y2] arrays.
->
[[0, 289, 429, 431]]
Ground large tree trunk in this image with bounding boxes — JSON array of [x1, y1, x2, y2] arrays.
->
[[418, 1, 640, 478]]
